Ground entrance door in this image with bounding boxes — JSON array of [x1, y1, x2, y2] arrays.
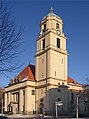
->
[[40, 103, 44, 114], [40, 107, 43, 114]]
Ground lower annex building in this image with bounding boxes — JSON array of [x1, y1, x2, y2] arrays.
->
[[4, 64, 84, 115], [4, 8, 87, 115]]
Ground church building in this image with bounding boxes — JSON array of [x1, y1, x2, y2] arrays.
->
[[4, 7, 84, 115]]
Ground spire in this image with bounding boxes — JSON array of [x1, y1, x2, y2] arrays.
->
[[42, 6, 61, 20], [50, 6, 54, 14]]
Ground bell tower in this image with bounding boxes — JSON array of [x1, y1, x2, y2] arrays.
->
[[35, 7, 68, 113], [36, 7, 68, 84]]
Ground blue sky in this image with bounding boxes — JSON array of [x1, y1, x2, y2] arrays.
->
[[1, 0, 89, 86]]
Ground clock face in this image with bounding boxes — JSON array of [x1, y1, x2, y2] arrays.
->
[[56, 29, 61, 35]]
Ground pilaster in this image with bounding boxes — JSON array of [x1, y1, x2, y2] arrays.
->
[[4, 93, 7, 111], [19, 89, 23, 113], [25, 87, 30, 114]]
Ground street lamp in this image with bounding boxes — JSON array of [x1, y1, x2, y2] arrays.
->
[[55, 101, 63, 119], [76, 94, 79, 118]]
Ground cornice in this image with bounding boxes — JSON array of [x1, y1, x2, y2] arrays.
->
[[35, 46, 68, 57], [36, 77, 67, 82]]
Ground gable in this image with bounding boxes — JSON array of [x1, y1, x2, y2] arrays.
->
[[18, 64, 35, 81]]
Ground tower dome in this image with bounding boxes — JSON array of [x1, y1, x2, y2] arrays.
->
[[43, 7, 61, 20]]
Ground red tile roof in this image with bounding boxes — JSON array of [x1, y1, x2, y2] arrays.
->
[[67, 76, 80, 85], [17, 64, 80, 85], [18, 64, 35, 81]]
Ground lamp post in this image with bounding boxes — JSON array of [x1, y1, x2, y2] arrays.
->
[[55, 102, 58, 119], [55, 101, 63, 119], [76, 94, 79, 118]]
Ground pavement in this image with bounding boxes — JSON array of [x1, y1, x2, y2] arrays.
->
[[0, 114, 89, 119], [7, 114, 53, 119], [6, 116, 89, 119]]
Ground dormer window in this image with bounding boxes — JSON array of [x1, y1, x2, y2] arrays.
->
[[56, 23, 59, 29]]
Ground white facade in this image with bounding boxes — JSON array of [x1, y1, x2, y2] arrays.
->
[[4, 80, 35, 114]]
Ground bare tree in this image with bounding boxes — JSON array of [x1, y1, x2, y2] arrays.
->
[[0, 0, 23, 73]]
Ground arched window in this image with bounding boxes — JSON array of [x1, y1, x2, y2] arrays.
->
[[56, 23, 59, 29]]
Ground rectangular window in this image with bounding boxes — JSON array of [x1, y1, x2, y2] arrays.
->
[[58, 83, 60, 86], [23, 90, 25, 95], [42, 39, 45, 49], [42, 58, 44, 63], [57, 98, 61, 101], [62, 59, 63, 64], [41, 89, 43, 94], [32, 90, 35, 95], [55, 71, 56, 76], [57, 38, 60, 48], [42, 73, 43, 78], [23, 106, 25, 112], [40, 98, 43, 102]]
